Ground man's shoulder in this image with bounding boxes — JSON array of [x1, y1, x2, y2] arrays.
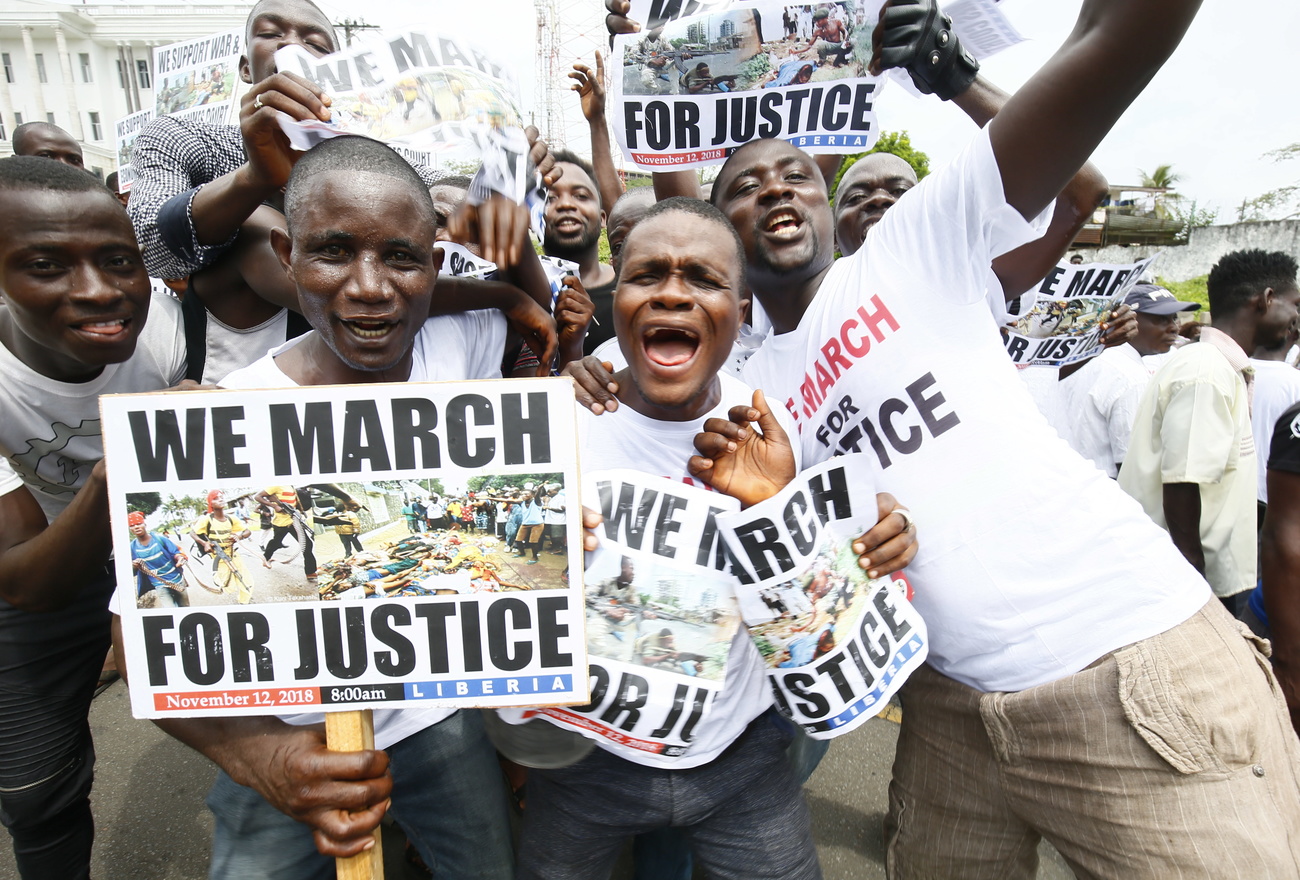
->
[[1153, 342, 1240, 386]]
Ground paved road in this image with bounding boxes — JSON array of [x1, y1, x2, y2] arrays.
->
[[0, 685, 1072, 880]]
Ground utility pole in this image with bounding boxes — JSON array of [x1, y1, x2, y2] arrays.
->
[[333, 18, 378, 48]]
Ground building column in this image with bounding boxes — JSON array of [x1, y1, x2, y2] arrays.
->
[[0, 52, 15, 141], [125, 44, 141, 112], [116, 43, 135, 114], [53, 25, 83, 139], [20, 26, 46, 122]]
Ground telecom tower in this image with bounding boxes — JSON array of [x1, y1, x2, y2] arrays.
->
[[534, 0, 609, 155]]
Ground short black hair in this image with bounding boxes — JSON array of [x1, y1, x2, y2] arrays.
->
[[625, 196, 746, 273], [284, 135, 435, 231], [245, 0, 338, 54], [551, 149, 599, 203], [105, 171, 120, 191], [0, 155, 109, 197], [430, 174, 473, 191], [12, 121, 75, 155], [1207, 249, 1299, 316]]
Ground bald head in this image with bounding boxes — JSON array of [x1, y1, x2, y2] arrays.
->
[[833, 153, 918, 255], [12, 123, 83, 169]]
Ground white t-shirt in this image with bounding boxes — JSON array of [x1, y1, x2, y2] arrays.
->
[[1119, 342, 1256, 597], [743, 129, 1208, 693], [543, 488, 566, 525], [1063, 343, 1151, 478], [201, 307, 292, 385], [1014, 365, 1075, 448], [501, 373, 799, 768], [0, 292, 187, 522], [1249, 359, 1300, 503], [218, 311, 505, 750]]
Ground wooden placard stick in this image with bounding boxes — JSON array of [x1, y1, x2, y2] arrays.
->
[[325, 709, 384, 880]]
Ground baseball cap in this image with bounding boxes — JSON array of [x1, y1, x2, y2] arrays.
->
[[1125, 283, 1201, 316]]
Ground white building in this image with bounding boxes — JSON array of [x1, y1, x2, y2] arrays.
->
[[0, 0, 252, 177]]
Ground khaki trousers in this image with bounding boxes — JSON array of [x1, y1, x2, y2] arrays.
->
[[886, 600, 1300, 879]]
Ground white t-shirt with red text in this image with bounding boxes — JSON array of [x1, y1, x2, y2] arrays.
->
[[743, 129, 1208, 693]]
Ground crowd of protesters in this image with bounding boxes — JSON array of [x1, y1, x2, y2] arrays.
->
[[1, 0, 1300, 878]]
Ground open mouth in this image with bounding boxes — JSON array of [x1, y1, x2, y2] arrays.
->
[[72, 317, 131, 338], [765, 209, 803, 239], [343, 319, 396, 340], [643, 326, 700, 367], [553, 217, 584, 235]]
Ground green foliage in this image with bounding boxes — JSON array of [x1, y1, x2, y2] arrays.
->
[[1168, 199, 1219, 242], [1138, 163, 1182, 191], [1237, 142, 1300, 222], [466, 473, 562, 494], [1156, 275, 1209, 311], [127, 492, 162, 516], [737, 53, 773, 90], [830, 130, 931, 202]]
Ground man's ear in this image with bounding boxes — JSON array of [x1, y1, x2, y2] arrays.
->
[[432, 245, 444, 276], [600, 209, 608, 229], [737, 296, 751, 340], [1258, 287, 1276, 314], [239, 54, 252, 85], [269, 226, 294, 279]]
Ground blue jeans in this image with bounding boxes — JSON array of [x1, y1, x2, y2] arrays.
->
[[631, 725, 830, 880], [518, 710, 821, 880], [0, 569, 113, 880], [207, 709, 514, 879]]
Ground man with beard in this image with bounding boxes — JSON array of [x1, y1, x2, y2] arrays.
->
[[706, 0, 1300, 875], [543, 151, 617, 354], [1121, 251, 1300, 614]]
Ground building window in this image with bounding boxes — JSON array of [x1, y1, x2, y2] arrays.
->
[[91, 166, 103, 181], [45, 112, 54, 125], [80, 53, 92, 83], [0, 120, 6, 142], [89, 111, 101, 141], [13, 112, 22, 125], [136, 58, 151, 89], [35, 53, 47, 84], [2, 53, 12, 84]]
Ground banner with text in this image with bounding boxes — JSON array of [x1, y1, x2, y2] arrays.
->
[[274, 29, 536, 203], [114, 108, 154, 192], [102, 379, 587, 719], [152, 30, 243, 127], [1003, 255, 1158, 367], [612, 0, 884, 170], [723, 455, 926, 737], [509, 469, 744, 757]]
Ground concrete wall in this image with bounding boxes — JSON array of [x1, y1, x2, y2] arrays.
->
[[1075, 220, 1300, 281]]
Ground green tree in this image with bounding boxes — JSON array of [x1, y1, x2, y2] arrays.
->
[[830, 130, 931, 202], [126, 492, 162, 516], [1138, 163, 1183, 191], [1237, 143, 1300, 222]]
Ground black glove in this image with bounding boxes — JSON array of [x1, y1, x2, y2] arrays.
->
[[874, 0, 979, 101]]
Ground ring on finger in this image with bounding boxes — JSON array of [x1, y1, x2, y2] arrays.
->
[[253, 95, 264, 110], [892, 507, 914, 532]]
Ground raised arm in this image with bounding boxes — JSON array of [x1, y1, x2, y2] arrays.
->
[[950, 78, 1108, 300], [986, 0, 1201, 220], [572, 53, 625, 213]]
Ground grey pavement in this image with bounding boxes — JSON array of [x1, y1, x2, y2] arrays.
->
[[0, 684, 1072, 879]]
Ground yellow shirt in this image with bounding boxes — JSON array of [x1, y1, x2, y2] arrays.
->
[[193, 514, 246, 552], [264, 486, 299, 528]]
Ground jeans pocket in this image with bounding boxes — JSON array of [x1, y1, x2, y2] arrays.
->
[[1115, 639, 1224, 775]]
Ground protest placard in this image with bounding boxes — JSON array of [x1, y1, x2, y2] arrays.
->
[[152, 30, 243, 126], [504, 469, 745, 758], [102, 379, 588, 720], [722, 455, 926, 737], [611, 0, 884, 170], [113, 108, 154, 193], [1003, 255, 1159, 367], [944, 0, 1024, 60]]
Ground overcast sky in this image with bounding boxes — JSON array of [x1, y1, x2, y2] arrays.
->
[[321, 0, 1297, 219]]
